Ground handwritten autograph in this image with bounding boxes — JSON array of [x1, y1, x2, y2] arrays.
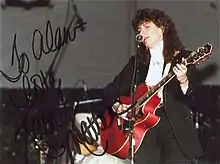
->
[[0, 13, 110, 160], [32, 20, 86, 60]]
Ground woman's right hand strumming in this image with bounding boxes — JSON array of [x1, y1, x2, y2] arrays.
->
[[112, 102, 131, 114]]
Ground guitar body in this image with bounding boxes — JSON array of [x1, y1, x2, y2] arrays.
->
[[100, 83, 161, 159]]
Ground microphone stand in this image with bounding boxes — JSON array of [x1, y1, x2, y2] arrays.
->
[[127, 41, 141, 164]]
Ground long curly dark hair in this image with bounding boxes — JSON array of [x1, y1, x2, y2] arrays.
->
[[132, 8, 185, 63]]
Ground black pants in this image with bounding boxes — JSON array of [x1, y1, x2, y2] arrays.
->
[[134, 107, 194, 164]]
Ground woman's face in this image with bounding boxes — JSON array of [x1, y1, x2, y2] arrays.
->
[[137, 21, 164, 49]]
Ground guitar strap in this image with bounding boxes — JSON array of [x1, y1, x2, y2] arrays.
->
[[159, 50, 180, 102], [157, 62, 171, 103], [162, 50, 180, 78], [163, 62, 172, 78]]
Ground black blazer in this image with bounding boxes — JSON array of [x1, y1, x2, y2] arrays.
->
[[102, 49, 203, 159]]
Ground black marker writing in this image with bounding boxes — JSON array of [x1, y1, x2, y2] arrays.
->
[[0, 14, 113, 160], [32, 20, 86, 60]]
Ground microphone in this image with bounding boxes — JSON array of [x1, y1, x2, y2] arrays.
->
[[135, 34, 144, 43]]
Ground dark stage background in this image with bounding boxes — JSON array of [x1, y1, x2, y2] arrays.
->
[[0, 86, 220, 164]]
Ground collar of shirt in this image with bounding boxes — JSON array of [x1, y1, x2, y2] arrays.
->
[[149, 40, 164, 62]]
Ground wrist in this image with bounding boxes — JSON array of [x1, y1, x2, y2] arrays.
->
[[180, 78, 188, 84], [180, 79, 189, 94]]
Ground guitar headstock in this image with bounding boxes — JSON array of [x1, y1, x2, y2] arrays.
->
[[186, 43, 213, 65]]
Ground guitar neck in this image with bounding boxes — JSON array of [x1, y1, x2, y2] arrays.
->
[[138, 71, 176, 107]]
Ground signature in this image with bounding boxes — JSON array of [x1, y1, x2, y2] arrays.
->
[[32, 19, 86, 60], [0, 12, 110, 160]]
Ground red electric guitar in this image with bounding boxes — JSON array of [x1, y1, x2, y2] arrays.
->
[[100, 43, 213, 159]]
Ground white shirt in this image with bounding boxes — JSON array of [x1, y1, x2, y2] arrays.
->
[[145, 40, 164, 86], [145, 40, 188, 98], [145, 40, 165, 100]]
